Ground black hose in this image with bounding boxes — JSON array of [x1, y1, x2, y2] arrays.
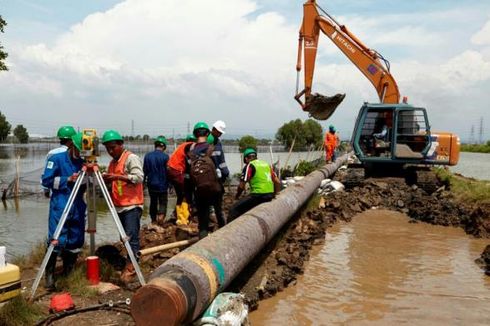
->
[[35, 300, 131, 326]]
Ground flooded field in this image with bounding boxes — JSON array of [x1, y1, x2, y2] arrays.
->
[[450, 152, 490, 181], [250, 210, 490, 325]]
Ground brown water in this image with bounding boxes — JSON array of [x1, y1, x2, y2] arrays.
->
[[249, 210, 490, 325]]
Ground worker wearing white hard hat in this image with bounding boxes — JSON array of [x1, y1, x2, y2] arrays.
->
[[210, 120, 229, 227], [212, 120, 226, 136]]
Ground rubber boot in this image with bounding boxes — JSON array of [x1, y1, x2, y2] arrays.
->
[[175, 204, 183, 225], [61, 251, 78, 276], [45, 251, 58, 291], [198, 230, 208, 240], [178, 201, 190, 225]]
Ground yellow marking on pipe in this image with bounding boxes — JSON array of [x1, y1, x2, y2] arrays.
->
[[179, 252, 218, 299]]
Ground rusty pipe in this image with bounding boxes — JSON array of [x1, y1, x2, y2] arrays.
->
[[131, 153, 350, 325]]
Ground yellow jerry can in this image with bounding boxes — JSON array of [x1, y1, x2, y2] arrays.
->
[[0, 263, 21, 303]]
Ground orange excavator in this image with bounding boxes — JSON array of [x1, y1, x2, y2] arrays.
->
[[294, 0, 460, 190]]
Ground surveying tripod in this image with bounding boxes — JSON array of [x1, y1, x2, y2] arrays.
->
[[30, 162, 146, 300]]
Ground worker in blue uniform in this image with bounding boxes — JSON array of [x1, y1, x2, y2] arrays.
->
[[41, 131, 86, 290]]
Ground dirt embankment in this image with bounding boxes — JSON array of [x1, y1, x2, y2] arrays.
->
[[232, 175, 490, 310]]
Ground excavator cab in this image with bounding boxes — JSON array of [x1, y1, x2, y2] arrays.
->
[[352, 103, 432, 163]]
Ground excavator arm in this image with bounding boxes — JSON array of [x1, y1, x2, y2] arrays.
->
[[295, 0, 400, 120]]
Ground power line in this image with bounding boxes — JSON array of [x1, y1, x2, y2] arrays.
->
[[479, 117, 484, 144]]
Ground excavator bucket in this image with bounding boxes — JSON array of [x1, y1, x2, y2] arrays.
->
[[306, 93, 346, 120]]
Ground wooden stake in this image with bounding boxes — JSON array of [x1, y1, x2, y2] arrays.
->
[[138, 238, 198, 257]]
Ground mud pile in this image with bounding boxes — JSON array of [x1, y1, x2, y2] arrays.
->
[[476, 245, 490, 276], [326, 177, 490, 238]]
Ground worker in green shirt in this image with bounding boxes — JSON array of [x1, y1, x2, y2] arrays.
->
[[228, 148, 280, 222]]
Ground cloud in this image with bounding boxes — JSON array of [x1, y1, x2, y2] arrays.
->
[[471, 19, 490, 45], [0, 0, 489, 141]]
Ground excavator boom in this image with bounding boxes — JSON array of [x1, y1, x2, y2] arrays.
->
[[295, 0, 400, 119]]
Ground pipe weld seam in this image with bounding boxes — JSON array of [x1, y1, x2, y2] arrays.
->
[[179, 252, 218, 300]]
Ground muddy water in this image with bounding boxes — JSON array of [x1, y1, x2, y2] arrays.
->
[[249, 210, 490, 325]]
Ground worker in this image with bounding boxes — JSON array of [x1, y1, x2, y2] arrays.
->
[[143, 136, 169, 225], [324, 124, 339, 163], [373, 111, 393, 141], [168, 134, 195, 225], [371, 111, 393, 155], [186, 122, 224, 239], [228, 148, 280, 222], [41, 125, 77, 197], [41, 131, 86, 290], [209, 120, 230, 228], [101, 129, 144, 283]]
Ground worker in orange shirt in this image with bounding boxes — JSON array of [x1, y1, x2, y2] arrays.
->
[[167, 134, 195, 225], [324, 124, 339, 163]]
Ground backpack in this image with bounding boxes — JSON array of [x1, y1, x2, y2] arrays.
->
[[188, 144, 221, 198]]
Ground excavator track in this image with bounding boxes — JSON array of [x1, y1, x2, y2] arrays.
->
[[414, 169, 440, 194], [343, 167, 365, 189]]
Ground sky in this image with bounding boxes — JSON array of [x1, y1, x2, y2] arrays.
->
[[0, 0, 489, 141]]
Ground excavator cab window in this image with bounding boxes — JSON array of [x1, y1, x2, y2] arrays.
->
[[358, 108, 394, 158], [394, 109, 430, 159]]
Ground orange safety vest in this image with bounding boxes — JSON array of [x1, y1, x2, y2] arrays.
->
[[107, 150, 144, 207], [324, 132, 338, 160], [168, 142, 192, 172], [325, 132, 337, 149]]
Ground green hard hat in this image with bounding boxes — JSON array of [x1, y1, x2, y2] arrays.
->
[[329, 124, 336, 132], [185, 134, 196, 142], [193, 122, 209, 132], [243, 148, 257, 157], [57, 125, 77, 140], [206, 134, 215, 145], [101, 129, 123, 144], [72, 132, 83, 151], [155, 135, 168, 145]]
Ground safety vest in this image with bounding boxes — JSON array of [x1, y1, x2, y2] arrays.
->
[[108, 150, 144, 207], [249, 160, 274, 194], [168, 142, 193, 172], [325, 132, 337, 148]]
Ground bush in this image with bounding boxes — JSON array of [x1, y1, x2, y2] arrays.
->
[[294, 160, 316, 176]]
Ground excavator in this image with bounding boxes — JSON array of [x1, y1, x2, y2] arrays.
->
[[294, 0, 460, 190]]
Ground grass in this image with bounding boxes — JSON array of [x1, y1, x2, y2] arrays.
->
[[460, 142, 490, 153], [11, 242, 47, 270], [0, 296, 46, 326], [56, 266, 98, 298], [435, 167, 490, 204]]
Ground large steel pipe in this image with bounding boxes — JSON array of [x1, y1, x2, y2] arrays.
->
[[131, 153, 350, 325]]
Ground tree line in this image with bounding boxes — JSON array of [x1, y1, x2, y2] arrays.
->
[[239, 118, 325, 152], [0, 111, 29, 143]]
